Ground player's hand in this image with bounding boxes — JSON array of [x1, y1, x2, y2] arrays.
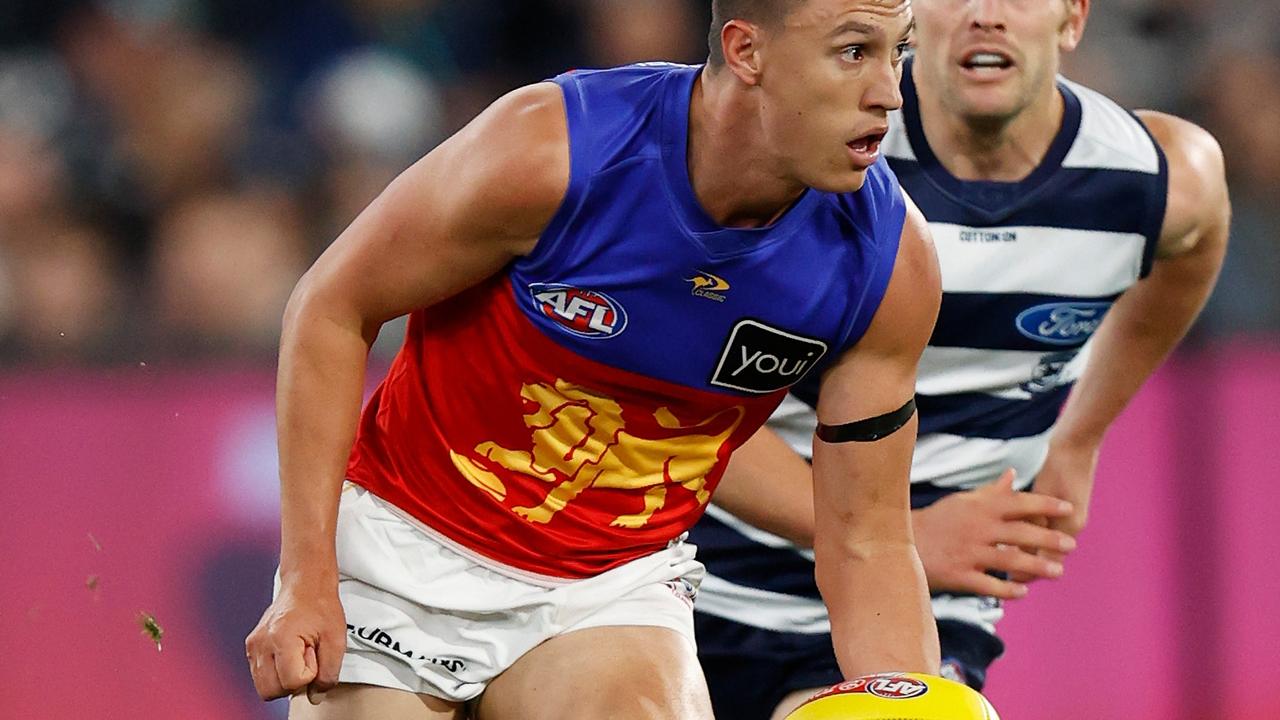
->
[[245, 576, 346, 704], [912, 469, 1078, 599], [1026, 439, 1101, 564]]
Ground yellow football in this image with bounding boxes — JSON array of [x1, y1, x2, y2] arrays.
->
[[784, 673, 1001, 720]]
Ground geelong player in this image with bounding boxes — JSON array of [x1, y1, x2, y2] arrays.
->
[[246, 1, 942, 718], [690, 0, 1230, 717]]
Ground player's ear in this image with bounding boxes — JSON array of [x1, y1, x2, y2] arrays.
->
[[721, 19, 764, 86], [1059, 0, 1089, 53]]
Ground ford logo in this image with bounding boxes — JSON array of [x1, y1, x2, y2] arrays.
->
[[1015, 302, 1111, 345]]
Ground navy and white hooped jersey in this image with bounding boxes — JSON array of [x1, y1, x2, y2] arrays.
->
[[689, 62, 1168, 632]]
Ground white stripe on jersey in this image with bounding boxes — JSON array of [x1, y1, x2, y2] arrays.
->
[[930, 223, 1146, 297], [917, 343, 1093, 400], [697, 573, 833, 634], [1060, 78, 1161, 174], [911, 431, 1050, 489], [768, 393, 1053, 488], [702, 505, 815, 560], [767, 394, 819, 462], [880, 115, 915, 161], [695, 574, 1006, 636], [932, 594, 1005, 635]]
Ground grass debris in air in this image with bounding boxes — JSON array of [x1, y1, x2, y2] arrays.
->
[[138, 612, 164, 651], [88, 533, 102, 552], [86, 575, 100, 591]]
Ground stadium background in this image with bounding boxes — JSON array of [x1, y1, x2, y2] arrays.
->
[[0, 1, 1276, 718]]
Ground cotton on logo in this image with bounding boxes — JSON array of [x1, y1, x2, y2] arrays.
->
[[529, 283, 628, 339], [866, 676, 929, 699]]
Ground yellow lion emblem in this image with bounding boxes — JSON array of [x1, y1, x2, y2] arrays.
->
[[449, 379, 744, 528]]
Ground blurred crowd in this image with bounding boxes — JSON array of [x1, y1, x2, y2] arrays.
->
[[0, 0, 1275, 365]]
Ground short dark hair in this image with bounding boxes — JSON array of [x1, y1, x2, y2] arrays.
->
[[707, 0, 801, 66]]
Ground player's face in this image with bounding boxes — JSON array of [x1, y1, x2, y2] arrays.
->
[[912, 0, 1086, 122], [757, 0, 914, 192]]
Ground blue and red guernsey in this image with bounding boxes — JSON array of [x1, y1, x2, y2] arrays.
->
[[347, 64, 906, 578]]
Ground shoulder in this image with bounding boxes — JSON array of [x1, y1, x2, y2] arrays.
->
[[1135, 111, 1230, 256], [448, 82, 570, 221], [553, 63, 692, 129], [555, 62, 693, 93], [864, 192, 940, 355], [1135, 111, 1226, 186], [894, 193, 940, 296]]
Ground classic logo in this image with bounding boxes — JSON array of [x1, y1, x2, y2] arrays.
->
[[529, 283, 627, 339], [710, 320, 827, 394], [866, 675, 929, 700], [450, 379, 744, 528], [686, 271, 730, 302], [1015, 301, 1111, 346]]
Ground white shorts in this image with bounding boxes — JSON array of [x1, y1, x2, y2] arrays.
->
[[287, 484, 705, 703]]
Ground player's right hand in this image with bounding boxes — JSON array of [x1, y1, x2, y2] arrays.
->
[[245, 577, 346, 703], [911, 469, 1078, 599]]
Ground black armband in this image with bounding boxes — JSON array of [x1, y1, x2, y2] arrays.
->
[[815, 397, 917, 443]]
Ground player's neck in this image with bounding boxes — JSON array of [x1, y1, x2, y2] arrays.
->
[[687, 68, 807, 229], [917, 80, 1064, 183]]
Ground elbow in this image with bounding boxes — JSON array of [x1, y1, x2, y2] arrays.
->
[[280, 270, 375, 348], [281, 270, 326, 340]]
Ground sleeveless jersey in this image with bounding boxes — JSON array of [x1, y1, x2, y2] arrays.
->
[[346, 63, 907, 579], [690, 62, 1168, 632]]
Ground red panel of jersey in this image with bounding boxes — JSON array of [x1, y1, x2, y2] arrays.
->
[[347, 277, 784, 578]]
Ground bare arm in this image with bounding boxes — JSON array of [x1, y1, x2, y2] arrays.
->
[[1035, 111, 1230, 543], [709, 425, 819, 545], [247, 82, 571, 701], [811, 197, 940, 677], [714, 426, 1074, 598]]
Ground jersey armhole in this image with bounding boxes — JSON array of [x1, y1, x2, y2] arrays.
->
[[1133, 111, 1170, 279], [522, 74, 597, 271], [841, 178, 909, 352]]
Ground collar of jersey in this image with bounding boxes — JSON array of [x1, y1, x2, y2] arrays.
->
[[899, 57, 1084, 224], [659, 64, 824, 260]]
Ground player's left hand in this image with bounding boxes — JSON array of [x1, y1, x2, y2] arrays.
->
[[1027, 439, 1101, 563]]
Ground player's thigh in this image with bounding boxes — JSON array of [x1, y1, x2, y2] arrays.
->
[[288, 683, 464, 720], [475, 625, 713, 720]]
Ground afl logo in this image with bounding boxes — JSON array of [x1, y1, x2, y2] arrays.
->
[[866, 676, 929, 700], [529, 283, 628, 339], [1015, 302, 1111, 346]]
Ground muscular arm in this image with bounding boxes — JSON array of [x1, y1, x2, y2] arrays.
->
[[248, 82, 571, 701], [1035, 111, 1230, 539], [811, 198, 941, 678]]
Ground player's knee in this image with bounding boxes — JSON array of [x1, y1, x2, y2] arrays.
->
[[586, 656, 712, 719]]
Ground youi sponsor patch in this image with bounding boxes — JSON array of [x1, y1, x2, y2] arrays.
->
[[710, 319, 827, 394], [1015, 301, 1111, 346]]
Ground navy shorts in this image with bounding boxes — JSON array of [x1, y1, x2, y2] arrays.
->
[[694, 612, 1005, 720]]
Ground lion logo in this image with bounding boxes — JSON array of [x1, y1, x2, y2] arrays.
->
[[449, 379, 744, 528]]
